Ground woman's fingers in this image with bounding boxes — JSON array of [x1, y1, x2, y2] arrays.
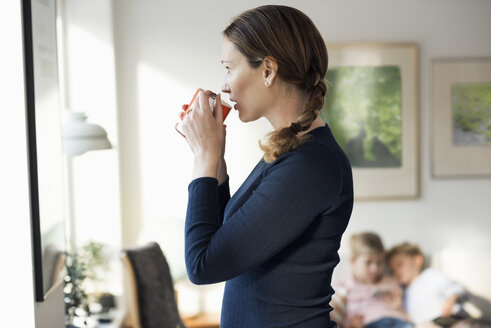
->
[[181, 89, 225, 139], [179, 90, 227, 163], [174, 122, 186, 138], [215, 93, 223, 123], [197, 90, 215, 116], [185, 90, 224, 123]]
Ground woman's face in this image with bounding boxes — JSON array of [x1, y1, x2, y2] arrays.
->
[[220, 38, 268, 122]]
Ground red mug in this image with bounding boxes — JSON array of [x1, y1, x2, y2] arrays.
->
[[176, 89, 232, 134]]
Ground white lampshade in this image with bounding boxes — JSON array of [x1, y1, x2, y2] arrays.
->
[[62, 111, 112, 156]]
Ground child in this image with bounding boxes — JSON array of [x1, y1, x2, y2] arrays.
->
[[387, 242, 467, 327], [333, 232, 413, 328]]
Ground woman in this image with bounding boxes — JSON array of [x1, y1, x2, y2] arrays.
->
[[179, 5, 353, 328]]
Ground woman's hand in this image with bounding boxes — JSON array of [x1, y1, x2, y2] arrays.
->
[[180, 90, 226, 180], [216, 135, 228, 185]]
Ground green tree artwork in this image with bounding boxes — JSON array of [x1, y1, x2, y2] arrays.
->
[[452, 83, 491, 146], [320, 66, 403, 167]]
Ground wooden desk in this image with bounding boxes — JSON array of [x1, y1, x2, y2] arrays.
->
[[182, 312, 220, 328]]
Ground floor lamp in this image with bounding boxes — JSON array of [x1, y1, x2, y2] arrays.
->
[[62, 111, 112, 251]]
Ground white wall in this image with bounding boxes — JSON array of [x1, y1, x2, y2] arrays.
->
[[1, 1, 489, 324], [59, 0, 122, 251], [1, 1, 41, 327], [113, 0, 491, 258], [0, 2, 84, 327], [58, 0, 124, 305], [111, 0, 491, 314]]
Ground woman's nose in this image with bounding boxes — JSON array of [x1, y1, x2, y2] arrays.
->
[[221, 82, 230, 94]]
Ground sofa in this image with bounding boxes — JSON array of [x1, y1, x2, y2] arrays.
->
[[330, 246, 491, 326]]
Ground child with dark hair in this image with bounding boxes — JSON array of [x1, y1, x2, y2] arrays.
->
[[387, 242, 467, 327]]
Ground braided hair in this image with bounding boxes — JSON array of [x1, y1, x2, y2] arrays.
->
[[223, 5, 328, 163]]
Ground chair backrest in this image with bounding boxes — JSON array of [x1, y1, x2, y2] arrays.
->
[[122, 252, 142, 328], [42, 244, 65, 295], [122, 242, 186, 328]]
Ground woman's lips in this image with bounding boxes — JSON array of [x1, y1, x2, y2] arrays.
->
[[229, 97, 238, 110]]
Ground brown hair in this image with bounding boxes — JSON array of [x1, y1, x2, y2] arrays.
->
[[349, 232, 385, 259], [223, 5, 328, 163], [386, 242, 424, 262]]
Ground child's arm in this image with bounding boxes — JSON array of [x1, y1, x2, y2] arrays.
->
[[441, 294, 459, 317], [348, 314, 364, 328], [431, 269, 465, 317], [330, 291, 348, 327], [331, 280, 349, 327]]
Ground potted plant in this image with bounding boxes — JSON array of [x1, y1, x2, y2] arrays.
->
[[64, 241, 111, 327]]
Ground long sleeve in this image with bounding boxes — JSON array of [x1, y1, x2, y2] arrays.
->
[[217, 177, 230, 225], [185, 146, 346, 285], [183, 124, 353, 327]]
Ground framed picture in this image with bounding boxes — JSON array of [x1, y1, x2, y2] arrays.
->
[[23, 0, 66, 301], [321, 43, 419, 200], [432, 58, 491, 177]]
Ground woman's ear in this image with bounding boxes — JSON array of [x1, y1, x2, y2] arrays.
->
[[262, 56, 278, 86]]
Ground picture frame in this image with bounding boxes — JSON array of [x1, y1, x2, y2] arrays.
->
[[321, 43, 419, 200], [23, 0, 66, 301], [432, 58, 491, 177]]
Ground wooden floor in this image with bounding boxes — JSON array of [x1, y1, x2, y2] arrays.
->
[[182, 312, 220, 328]]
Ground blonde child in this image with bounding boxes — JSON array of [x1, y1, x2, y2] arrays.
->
[[387, 242, 467, 327], [333, 232, 412, 328]]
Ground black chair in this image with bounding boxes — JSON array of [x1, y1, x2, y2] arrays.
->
[[122, 242, 186, 328]]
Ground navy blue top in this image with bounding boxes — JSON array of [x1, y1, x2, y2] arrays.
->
[[185, 124, 353, 328]]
